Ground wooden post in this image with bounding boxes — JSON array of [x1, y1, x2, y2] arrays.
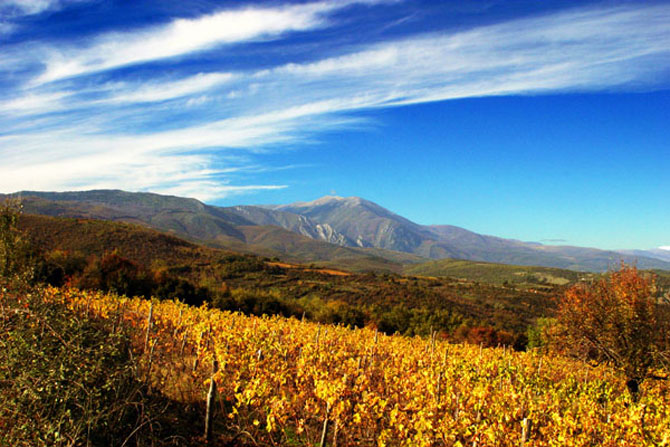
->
[[144, 302, 153, 353], [205, 356, 219, 442], [146, 338, 157, 387], [193, 330, 206, 373], [179, 332, 187, 357], [521, 418, 532, 446], [332, 419, 339, 447], [173, 308, 183, 339], [319, 402, 331, 447], [454, 394, 460, 421], [436, 370, 442, 406], [111, 301, 120, 333], [117, 302, 125, 333]]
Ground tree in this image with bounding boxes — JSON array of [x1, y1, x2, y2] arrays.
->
[[0, 198, 32, 282], [554, 263, 670, 401]]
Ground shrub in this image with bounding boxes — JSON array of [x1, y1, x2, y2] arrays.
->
[[553, 263, 670, 400], [1, 289, 148, 445], [0, 199, 33, 283]]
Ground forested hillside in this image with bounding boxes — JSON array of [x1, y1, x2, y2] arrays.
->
[[19, 213, 564, 345]]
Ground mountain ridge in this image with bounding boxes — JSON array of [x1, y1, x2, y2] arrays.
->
[[4, 190, 669, 272], [263, 194, 670, 271]]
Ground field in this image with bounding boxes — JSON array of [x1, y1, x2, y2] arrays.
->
[[403, 258, 591, 289], [3, 284, 668, 446]]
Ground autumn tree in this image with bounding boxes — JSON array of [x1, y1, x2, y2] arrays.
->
[[0, 198, 32, 282], [554, 263, 670, 401]]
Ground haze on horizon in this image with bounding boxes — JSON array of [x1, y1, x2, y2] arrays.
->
[[0, 0, 668, 251]]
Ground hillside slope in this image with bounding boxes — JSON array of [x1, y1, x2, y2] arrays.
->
[[17, 213, 562, 337], [271, 196, 670, 271], [8, 190, 670, 272], [9, 192, 422, 273], [404, 258, 588, 288]]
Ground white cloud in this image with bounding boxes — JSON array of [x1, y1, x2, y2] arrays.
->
[[103, 72, 235, 104], [0, 136, 287, 201], [0, 91, 72, 115], [0, 22, 16, 35], [33, 0, 386, 84], [659, 246, 670, 251], [2, 0, 59, 15], [0, 72, 233, 120], [264, 4, 670, 108], [2, 3, 670, 200], [156, 183, 287, 202], [1, 0, 87, 16], [0, 98, 365, 199]]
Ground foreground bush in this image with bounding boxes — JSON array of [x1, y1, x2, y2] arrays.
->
[[0, 285, 200, 446]]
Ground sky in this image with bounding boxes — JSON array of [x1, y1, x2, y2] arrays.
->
[[0, 0, 668, 250]]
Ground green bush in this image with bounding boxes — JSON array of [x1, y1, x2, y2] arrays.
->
[[0, 287, 195, 446], [0, 199, 33, 283], [526, 317, 556, 350]]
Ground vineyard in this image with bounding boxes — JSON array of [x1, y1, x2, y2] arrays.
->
[[3, 285, 669, 446]]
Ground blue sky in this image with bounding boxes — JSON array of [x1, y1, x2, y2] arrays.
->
[[0, 0, 668, 250]]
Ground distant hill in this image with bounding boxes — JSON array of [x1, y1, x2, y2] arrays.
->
[[404, 258, 590, 289], [618, 248, 670, 263], [269, 195, 670, 271], [7, 191, 422, 273], [18, 213, 224, 268], [16, 213, 565, 338], [6, 190, 670, 272]]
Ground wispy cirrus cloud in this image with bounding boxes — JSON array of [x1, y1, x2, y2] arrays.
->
[[263, 4, 670, 107], [1, 2, 670, 200], [33, 0, 387, 85], [0, 97, 366, 200], [1, 0, 77, 16], [0, 22, 16, 35], [0, 0, 93, 34], [102, 72, 236, 105], [0, 90, 72, 116]]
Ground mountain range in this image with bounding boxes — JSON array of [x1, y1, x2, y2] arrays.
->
[[5, 190, 669, 272]]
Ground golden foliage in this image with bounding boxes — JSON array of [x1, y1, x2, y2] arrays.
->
[[11, 285, 670, 446]]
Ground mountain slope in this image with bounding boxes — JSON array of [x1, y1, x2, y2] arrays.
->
[[227, 205, 353, 246], [6, 190, 669, 272], [13, 190, 250, 241], [7, 191, 422, 273], [618, 248, 670, 263], [271, 196, 432, 251], [269, 196, 670, 271]]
